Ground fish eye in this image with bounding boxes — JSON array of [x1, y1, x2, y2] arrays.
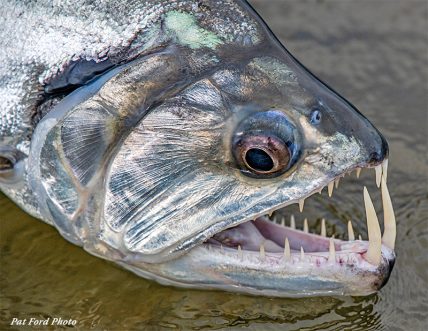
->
[[310, 109, 322, 125], [236, 134, 291, 176], [232, 110, 299, 178]]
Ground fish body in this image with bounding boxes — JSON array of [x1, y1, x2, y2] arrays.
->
[[0, 0, 395, 297]]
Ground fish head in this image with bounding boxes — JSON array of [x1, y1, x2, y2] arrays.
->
[[16, 2, 395, 297]]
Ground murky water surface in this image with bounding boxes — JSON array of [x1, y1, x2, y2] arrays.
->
[[1, 1, 427, 330]]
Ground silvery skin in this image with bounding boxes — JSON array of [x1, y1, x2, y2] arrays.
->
[[0, 0, 395, 297]]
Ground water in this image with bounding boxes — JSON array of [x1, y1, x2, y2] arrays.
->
[[1, 0, 427, 330]]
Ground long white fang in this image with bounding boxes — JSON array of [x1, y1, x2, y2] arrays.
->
[[375, 165, 382, 188], [300, 247, 305, 261], [284, 237, 291, 261], [280, 216, 286, 227], [335, 178, 340, 189], [238, 245, 243, 260], [328, 237, 335, 264], [363, 187, 382, 265], [348, 220, 355, 241], [260, 244, 265, 260], [299, 199, 305, 212], [290, 215, 296, 229], [303, 218, 309, 233], [268, 210, 273, 217], [382, 159, 388, 182], [321, 218, 326, 237], [381, 177, 396, 249], [356, 168, 362, 178], [328, 181, 334, 197], [359, 234, 362, 241]]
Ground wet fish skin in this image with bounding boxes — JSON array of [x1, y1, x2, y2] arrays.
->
[[0, 0, 266, 217], [0, 0, 393, 297]]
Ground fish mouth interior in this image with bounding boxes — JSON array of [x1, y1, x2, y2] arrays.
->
[[202, 159, 395, 267]]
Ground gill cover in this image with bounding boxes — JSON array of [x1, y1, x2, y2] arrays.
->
[[28, 1, 386, 262]]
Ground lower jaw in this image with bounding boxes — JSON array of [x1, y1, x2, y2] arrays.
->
[[123, 239, 394, 298]]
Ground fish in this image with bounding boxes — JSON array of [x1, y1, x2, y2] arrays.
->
[[0, 0, 395, 297]]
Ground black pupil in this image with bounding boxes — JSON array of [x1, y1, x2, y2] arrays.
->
[[245, 148, 274, 171]]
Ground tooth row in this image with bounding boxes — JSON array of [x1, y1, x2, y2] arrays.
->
[[269, 214, 357, 241], [247, 237, 358, 265], [322, 159, 388, 198], [272, 213, 360, 243], [267, 160, 380, 218]]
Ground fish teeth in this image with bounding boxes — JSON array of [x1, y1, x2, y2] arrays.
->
[[300, 247, 305, 261], [290, 215, 296, 229], [284, 237, 291, 261], [348, 220, 355, 241], [356, 168, 362, 178], [238, 245, 243, 260], [272, 214, 277, 223], [303, 218, 309, 233], [328, 181, 334, 197], [381, 177, 396, 249], [280, 215, 286, 227], [382, 159, 388, 182], [363, 187, 382, 265], [298, 199, 305, 212], [335, 178, 340, 189], [321, 218, 326, 237], [259, 243, 265, 260], [328, 237, 335, 264], [375, 164, 382, 188]]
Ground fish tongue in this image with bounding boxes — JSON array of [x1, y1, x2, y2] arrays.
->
[[212, 220, 283, 252]]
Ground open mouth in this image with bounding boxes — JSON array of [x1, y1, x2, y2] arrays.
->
[[204, 160, 395, 269]]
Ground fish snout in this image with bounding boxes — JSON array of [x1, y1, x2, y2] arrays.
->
[[367, 129, 389, 166]]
